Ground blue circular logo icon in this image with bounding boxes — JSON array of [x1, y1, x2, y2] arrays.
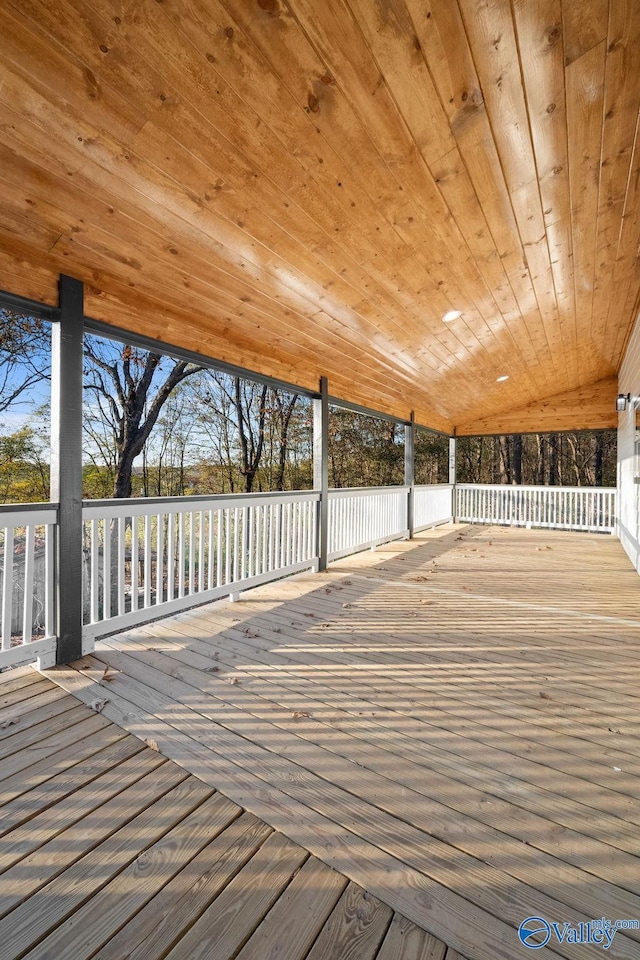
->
[[518, 917, 551, 949]]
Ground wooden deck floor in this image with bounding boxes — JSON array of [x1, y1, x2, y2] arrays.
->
[[44, 524, 640, 959], [0, 666, 450, 960]]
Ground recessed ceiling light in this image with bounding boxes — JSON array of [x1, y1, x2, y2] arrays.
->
[[496, 375, 509, 382], [442, 310, 461, 323]]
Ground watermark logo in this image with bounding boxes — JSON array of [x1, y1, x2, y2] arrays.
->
[[518, 916, 639, 950], [518, 917, 551, 949]]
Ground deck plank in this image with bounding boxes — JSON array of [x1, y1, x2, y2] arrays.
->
[[51, 659, 536, 960], [93, 812, 274, 960], [0, 761, 182, 921], [376, 914, 447, 960], [0, 694, 84, 744], [0, 717, 122, 799], [23, 792, 240, 960], [305, 882, 392, 960], [0, 678, 448, 960], [38, 526, 640, 960], [0, 733, 144, 839], [0, 703, 95, 762], [71, 639, 640, 935], [163, 832, 309, 960], [232, 857, 347, 960], [0, 776, 213, 958]]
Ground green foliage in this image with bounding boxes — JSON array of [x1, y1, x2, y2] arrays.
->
[[0, 311, 50, 415], [457, 431, 616, 486], [0, 427, 49, 503], [415, 428, 449, 484], [328, 408, 405, 488]]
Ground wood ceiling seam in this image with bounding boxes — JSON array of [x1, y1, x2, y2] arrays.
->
[[511, 0, 578, 381], [67, 1, 520, 390], [0, 77, 462, 390], [564, 39, 607, 379], [456, 0, 563, 380], [10, 0, 450, 364], [0, 230, 444, 424], [0, 142, 428, 382], [331, 0, 538, 379], [0, 0, 637, 426], [413, 0, 559, 385], [561, 0, 610, 68], [260, 0, 528, 382], [605, 99, 640, 368], [119, 0, 484, 348], [12, 0, 540, 398]]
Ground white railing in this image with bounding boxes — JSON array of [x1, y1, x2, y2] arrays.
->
[[414, 483, 454, 531], [328, 486, 410, 561], [82, 490, 319, 641], [456, 484, 616, 533], [0, 503, 58, 670]]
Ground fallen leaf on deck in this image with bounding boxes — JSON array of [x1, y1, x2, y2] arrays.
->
[[102, 667, 117, 682], [89, 698, 109, 713], [408, 575, 430, 582], [224, 676, 240, 685], [303, 612, 315, 618], [609, 727, 622, 734], [205, 665, 220, 673], [320, 622, 331, 628], [78, 663, 91, 671], [545, 546, 552, 550], [292, 711, 309, 720], [145, 738, 160, 752], [539, 691, 552, 700], [325, 588, 332, 594], [343, 602, 353, 609], [343, 580, 352, 585], [0, 718, 18, 729]]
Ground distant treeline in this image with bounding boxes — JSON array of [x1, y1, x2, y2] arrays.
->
[[456, 431, 616, 487], [0, 311, 616, 503]]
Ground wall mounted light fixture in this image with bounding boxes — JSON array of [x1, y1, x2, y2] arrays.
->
[[617, 393, 631, 412]]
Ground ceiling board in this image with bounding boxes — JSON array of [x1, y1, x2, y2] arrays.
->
[[0, 0, 638, 433]]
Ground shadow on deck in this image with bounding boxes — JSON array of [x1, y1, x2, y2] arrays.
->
[[5, 522, 640, 959], [0, 666, 451, 960]]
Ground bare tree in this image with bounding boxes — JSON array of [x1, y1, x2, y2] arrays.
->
[[0, 312, 50, 416], [271, 392, 299, 491], [83, 337, 204, 498]]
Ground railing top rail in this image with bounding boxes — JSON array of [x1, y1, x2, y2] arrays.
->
[[456, 483, 615, 494], [414, 482, 454, 491], [0, 501, 58, 519], [328, 485, 410, 498], [83, 489, 321, 510]]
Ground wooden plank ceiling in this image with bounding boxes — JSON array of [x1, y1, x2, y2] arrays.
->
[[0, 0, 639, 434]]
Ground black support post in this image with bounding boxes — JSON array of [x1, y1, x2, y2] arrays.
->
[[51, 275, 84, 664], [405, 412, 415, 538], [313, 376, 329, 572]]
